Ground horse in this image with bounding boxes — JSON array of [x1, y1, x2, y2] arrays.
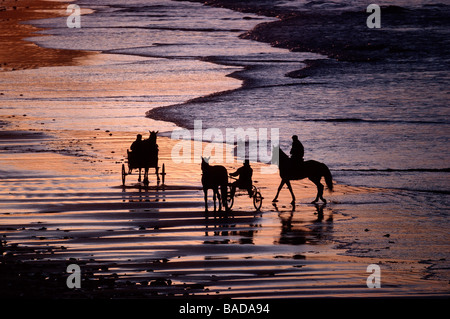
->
[[141, 130, 159, 185], [272, 146, 333, 204], [201, 157, 229, 212]]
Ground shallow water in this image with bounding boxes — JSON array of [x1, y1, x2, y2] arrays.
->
[[22, 0, 450, 192]]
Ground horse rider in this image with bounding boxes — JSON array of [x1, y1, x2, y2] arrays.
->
[[290, 135, 304, 165], [229, 159, 253, 198]]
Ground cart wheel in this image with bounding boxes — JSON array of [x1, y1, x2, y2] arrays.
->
[[161, 163, 166, 185], [121, 164, 126, 186], [226, 185, 234, 209], [253, 190, 263, 211]]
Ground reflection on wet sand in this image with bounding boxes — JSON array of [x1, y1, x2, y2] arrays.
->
[[273, 203, 333, 246], [204, 211, 260, 246], [122, 185, 167, 203], [1, 131, 446, 297]]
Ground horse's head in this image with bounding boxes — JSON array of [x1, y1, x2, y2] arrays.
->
[[201, 156, 210, 171], [149, 130, 158, 144]]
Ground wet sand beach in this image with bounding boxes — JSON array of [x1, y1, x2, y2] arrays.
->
[[1, 128, 445, 299], [1, 0, 449, 299]]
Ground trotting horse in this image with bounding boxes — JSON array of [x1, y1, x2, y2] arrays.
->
[[272, 146, 333, 204], [201, 157, 229, 212]]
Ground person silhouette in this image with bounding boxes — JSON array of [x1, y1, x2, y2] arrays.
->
[[229, 159, 253, 198], [290, 135, 304, 164], [130, 134, 143, 153]]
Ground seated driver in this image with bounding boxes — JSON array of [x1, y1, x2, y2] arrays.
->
[[230, 159, 253, 198], [130, 134, 143, 153]]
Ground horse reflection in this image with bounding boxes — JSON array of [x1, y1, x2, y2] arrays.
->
[[203, 210, 258, 245], [273, 203, 333, 245]]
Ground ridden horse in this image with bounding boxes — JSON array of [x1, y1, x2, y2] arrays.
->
[[140, 130, 159, 185], [201, 157, 229, 212], [272, 146, 333, 204]]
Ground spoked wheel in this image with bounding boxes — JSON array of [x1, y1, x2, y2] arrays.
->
[[121, 164, 126, 186], [252, 186, 263, 211], [226, 185, 234, 210]]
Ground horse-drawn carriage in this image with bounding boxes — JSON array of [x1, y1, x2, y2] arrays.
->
[[201, 157, 263, 212], [226, 176, 263, 211], [121, 131, 165, 186]]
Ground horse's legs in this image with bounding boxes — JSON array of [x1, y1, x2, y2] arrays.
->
[[285, 180, 296, 205], [204, 189, 208, 212], [310, 177, 320, 203], [138, 168, 142, 182], [144, 168, 149, 185], [272, 180, 286, 202], [221, 184, 229, 212], [310, 177, 325, 203], [213, 188, 217, 212], [319, 183, 326, 203], [155, 166, 160, 182], [320, 186, 325, 202], [217, 189, 222, 212]]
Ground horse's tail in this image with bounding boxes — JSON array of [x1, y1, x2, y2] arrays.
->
[[323, 164, 333, 192]]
